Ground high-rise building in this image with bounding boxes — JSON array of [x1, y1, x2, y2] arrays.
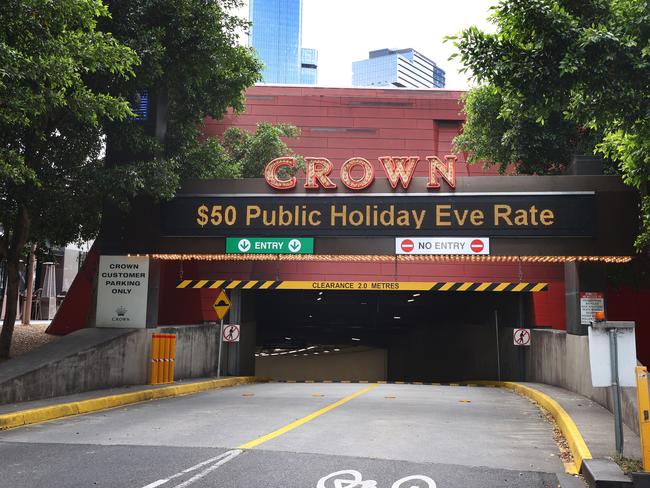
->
[[352, 48, 445, 89], [300, 48, 318, 85], [249, 0, 317, 84]]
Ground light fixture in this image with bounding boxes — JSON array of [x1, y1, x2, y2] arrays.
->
[[407, 299, 414, 303], [285, 337, 292, 340], [319, 291, 323, 295], [334, 348, 340, 351], [412, 293, 421, 297], [394, 316, 401, 319], [317, 297, 322, 301], [351, 337, 361, 341], [149, 253, 633, 264]]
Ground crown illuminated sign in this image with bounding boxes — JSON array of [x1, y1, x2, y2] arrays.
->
[[264, 156, 456, 191]]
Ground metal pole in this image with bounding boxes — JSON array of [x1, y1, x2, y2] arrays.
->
[[609, 328, 624, 456], [494, 310, 501, 381], [217, 319, 224, 378]]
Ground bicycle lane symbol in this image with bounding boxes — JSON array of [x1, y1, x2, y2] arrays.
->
[[316, 470, 436, 488]]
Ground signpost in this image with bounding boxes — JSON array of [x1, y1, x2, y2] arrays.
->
[[213, 290, 231, 378], [226, 237, 313, 254], [589, 319, 637, 456]]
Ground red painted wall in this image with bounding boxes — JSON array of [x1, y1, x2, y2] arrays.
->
[[606, 287, 650, 366], [205, 85, 502, 177]]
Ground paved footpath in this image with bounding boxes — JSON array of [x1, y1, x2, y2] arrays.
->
[[0, 382, 587, 488], [524, 382, 641, 460]]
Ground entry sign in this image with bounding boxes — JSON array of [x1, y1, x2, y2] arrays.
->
[[395, 237, 490, 255], [222, 324, 240, 342], [226, 237, 314, 254], [213, 290, 231, 320], [513, 328, 531, 346]]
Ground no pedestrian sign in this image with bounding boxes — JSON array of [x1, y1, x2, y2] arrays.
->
[[395, 237, 490, 255], [226, 237, 313, 254], [513, 328, 531, 346], [222, 324, 240, 342]]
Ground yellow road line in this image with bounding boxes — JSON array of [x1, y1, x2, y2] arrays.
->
[[238, 384, 378, 449]]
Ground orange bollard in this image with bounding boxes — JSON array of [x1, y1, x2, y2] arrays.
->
[[637, 366, 650, 471], [169, 335, 177, 383], [161, 334, 170, 384], [150, 334, 161, 385]]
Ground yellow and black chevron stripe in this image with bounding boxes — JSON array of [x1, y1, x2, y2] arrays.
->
[[176, 280, 548, 292]]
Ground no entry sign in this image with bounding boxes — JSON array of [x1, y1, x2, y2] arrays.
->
[[395, 237, 490, 255]]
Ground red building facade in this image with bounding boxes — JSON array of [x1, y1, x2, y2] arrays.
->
[[203, 85, 567, 331]]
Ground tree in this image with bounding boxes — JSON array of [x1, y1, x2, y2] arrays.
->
[[96, 0, 264, 206], [222, 123, 302, 177], [454, 85, 588, 175], [0, 0, 138, 358], [450, 0, 650, 248], [0, 0, 279, 358]]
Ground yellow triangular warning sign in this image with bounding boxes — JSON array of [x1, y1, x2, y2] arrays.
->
[[213, 290, 231, 320]]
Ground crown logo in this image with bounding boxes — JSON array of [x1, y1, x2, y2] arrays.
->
[[116, 306, 127, 317]]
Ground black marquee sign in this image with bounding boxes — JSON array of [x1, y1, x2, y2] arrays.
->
[[162, 193, 596, 238]]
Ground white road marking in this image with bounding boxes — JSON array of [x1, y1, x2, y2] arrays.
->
[[316, 470, 436, 488], [391, 475, 436, 488], [140, 449, 242, 488]]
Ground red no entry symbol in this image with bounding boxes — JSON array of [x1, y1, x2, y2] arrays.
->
[[470, 239, 484, 253], [401, 239, 415, 253]]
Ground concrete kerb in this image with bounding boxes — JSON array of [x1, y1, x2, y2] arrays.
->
[[0, 376, 269, 431], [476, 380, 592, 475]]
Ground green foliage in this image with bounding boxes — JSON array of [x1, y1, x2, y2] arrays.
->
[[222, 123, 302, 178], [454, 86, 584, 174], [174, 123, 303, 181], [0, 0, 137, 250], [97, 0, 264, 207], [0, 0, 138, 357], [450, 0, 650, 249]]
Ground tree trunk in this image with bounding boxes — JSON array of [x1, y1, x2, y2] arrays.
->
[[0, 257, 20, 358], [22, 244, 37, 325], [0, 206, 31, 359]]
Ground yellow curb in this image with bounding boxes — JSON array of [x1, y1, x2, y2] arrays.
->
[[475, 381, 592, 474], [0, 376, 269, 431]]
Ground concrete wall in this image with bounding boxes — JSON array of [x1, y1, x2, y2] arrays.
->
[[523, 328, 639, 435], [255, 347, 387, 381], [0, 324, 221, 404]]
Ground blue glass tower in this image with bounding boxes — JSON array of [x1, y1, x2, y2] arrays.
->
[[352, 48, 446, 89], [249, 0, 317, 84]]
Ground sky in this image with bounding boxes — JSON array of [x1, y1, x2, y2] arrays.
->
[[237, 0, 498, 90]]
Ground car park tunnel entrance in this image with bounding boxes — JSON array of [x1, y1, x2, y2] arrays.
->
[[247, 286, 534, 383]]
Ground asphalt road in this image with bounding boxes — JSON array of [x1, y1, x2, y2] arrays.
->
[[0, 383, 582, 488]]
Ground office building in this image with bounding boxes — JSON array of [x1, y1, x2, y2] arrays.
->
[[352, 48, 445, 88], [249, 0, 317, 84]]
